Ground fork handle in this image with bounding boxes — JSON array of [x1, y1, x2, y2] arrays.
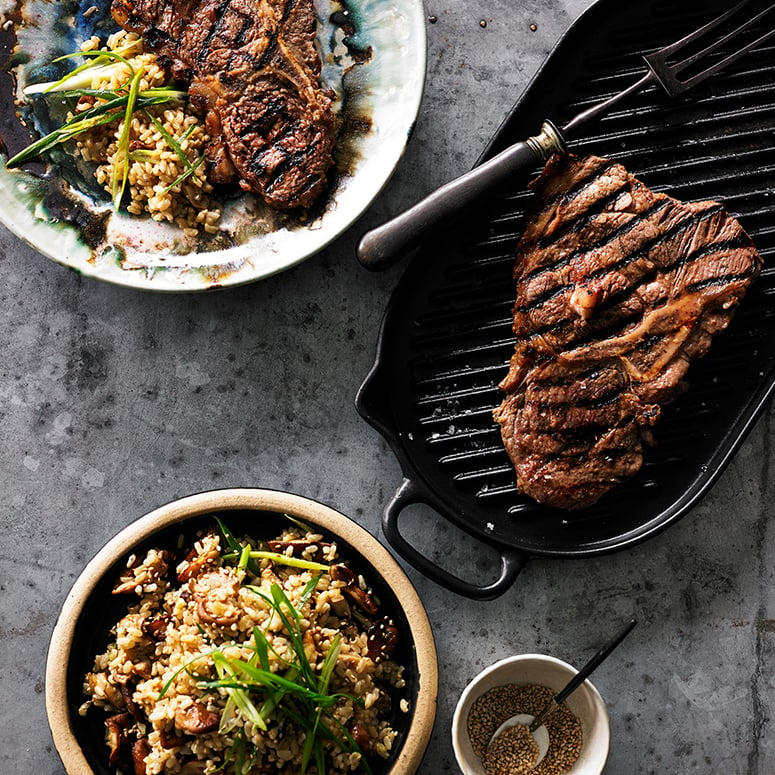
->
[[356, 120, 566, 271]]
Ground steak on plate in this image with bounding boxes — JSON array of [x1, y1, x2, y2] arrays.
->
[[493, 153, 762, 510], [111, 0, 335, 210]]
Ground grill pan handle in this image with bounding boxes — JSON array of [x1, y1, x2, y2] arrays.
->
[[356, 120, 566, 271], [382, 478, 528, 600]]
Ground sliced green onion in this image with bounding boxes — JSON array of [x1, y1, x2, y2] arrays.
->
[[215, 516, 262, 576], [301, 634, 343, 775], [237, 543, 252, 575], [222, 729, 257, 775], [7, 90, 187, 168], [152, 520, 374, 774], [11, 43, 191, 215], [160, 153, 205, 195], [8, 108, 120, 166], [145, 109, 196, 170], [258, 665, 298, 723], [299, 574, 322, 608], [214, 516, 243, 554], [252, 626, 271, 672], [301, 711, 319, 774], [25, 50, 137, 95], [283, 513, 317, 535], [111, 65, 144, 208], [128, 149, 162, 162], [222, 549, 330, 572], [53, 48, 136, 69], [318, 633, 341, 695], [212, 652, 267, 731]]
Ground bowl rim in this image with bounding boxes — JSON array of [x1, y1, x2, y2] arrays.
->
[[45, 487, 439, 774], [451, 653, 610, 775]]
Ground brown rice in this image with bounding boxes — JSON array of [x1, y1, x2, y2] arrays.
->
[[80, 520, 408, 774], [73, 31, 221, 237]]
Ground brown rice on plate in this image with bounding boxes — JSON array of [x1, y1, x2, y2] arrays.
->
[[73, 31, 221, 237], [80, 519, 407, 774]]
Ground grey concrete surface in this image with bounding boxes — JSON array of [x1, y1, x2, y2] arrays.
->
[[0, 1, 772, 773]]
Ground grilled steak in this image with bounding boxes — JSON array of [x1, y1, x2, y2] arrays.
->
[[494, 154, 762, 510], [111, 0, 335, 210]]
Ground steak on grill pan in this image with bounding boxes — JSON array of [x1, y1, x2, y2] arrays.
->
[[493, 154, 762, 511], [111, 0, 335, 210]]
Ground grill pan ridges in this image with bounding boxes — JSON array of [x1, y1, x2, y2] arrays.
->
[[356, 0, 775, 599]]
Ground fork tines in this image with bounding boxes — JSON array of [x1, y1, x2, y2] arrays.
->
[[644, 0, 775, 96]]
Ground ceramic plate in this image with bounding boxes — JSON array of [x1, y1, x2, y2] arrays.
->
[[0, 0, 426, 290]]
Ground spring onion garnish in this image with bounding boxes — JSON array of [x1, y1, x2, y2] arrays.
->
[[6, 91, 178, 166], [208, 582, 370, 775], [212, 651, 267, 730], [162, 517, 376, 775], [158, 153, 206, 195], [7, 42, 196, 211], [145, 110, 196, 171], [214, 516, 262, 576], [160, 574, 371, 775], [217, 514, 332, 573], [283, 513, 317, 535], [22, 49, 138, 95], [223, 549, 331, 572], [217, 729, 259, 775], [111, 64, 143, 208]]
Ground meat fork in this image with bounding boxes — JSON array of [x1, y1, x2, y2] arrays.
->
[[357, 0, 775, 270]]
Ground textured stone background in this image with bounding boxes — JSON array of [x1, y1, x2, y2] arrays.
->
[[1, 0, 772, 773]]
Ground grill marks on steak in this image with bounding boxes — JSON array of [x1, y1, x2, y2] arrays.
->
[[494, 154, 762, 510], [111, 0, 335, 209]]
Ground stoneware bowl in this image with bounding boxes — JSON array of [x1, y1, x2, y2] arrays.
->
[[46, 488, 438, 774], [451, 654, 610, 775]]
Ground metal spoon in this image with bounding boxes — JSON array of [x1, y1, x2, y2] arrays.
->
[[489, 618, 637, 767], [490, 714, 550, 767]]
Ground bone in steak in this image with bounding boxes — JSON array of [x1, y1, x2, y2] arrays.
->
[[111, 0, 335, 210], [493, 153, 762, 510]]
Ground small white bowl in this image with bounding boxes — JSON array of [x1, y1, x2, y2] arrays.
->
[[452, 654, 610, 775]]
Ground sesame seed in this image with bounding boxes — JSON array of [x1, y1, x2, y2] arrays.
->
[[485, 724, 538, 775], [467, 683, 582, 775]]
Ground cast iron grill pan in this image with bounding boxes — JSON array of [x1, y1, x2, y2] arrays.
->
[[356, 0, 775, 598]]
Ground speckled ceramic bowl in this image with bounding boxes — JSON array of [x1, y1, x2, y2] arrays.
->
[[452, 654, 610, 775], [45, 488, 438, 774]]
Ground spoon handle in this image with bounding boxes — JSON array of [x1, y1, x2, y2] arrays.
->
[[529, 618, 637, 733], [556, 618, 637, 704]]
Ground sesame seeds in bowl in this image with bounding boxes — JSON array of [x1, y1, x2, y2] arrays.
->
[[452, 654, 610, 775]]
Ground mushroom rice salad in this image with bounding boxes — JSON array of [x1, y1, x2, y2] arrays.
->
[[80, 518, 407, 774]]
